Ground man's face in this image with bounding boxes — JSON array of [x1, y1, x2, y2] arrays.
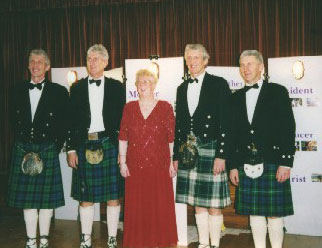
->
[[28, 54, 50, 82], [239, 55, 264, 84], [185, 50, 208, 78], [87, 51, 108, 79]]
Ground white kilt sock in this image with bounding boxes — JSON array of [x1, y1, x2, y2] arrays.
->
[[250, 215, 267, 248], [39, 209, 53, 236], [79, 205, 94, 246], [209, 214, 223, 247], [195, 212, 210, 247], [106, 205, 120, 237], [24, 209, 38, 238], [268, 218, 284, 248]]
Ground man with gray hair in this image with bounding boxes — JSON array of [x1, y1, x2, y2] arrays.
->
[[229, 50, 295, 248], [67, 44, 125, 248], [7, 49, 68, 248], [174, 44, 232, 248]]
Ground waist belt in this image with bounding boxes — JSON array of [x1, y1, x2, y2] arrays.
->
[[88, 131, 107, 140]]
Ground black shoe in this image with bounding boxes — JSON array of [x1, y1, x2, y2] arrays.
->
[[25, 237, 37, 248], [107, 236, 117, 248], [80, 234, 92, 248], [39, 235, 49, 248]]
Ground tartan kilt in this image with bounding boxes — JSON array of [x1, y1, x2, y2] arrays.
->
[[176, 140, 231, 208], [71, 137, 123, 202], [7, 141, 65, 209], [235, 162, 294, 217]]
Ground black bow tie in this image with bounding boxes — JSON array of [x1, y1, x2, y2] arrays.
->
[[244, 83, 259, 92], [89, 79, 101, 86], [188, 78, 198, 84], [29, 82, 44, 90]]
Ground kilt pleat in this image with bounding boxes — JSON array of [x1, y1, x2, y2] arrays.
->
[[235, 163, 293, 217], [176, 140, 231, 208], [7, 142, 65, 209], [72, 137, 123, 202]]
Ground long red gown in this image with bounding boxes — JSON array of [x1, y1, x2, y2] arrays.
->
[[119, 100, 178, 248]]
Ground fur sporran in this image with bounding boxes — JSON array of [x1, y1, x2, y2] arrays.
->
[[85, 143, 104, 165], [21, 152, 44, 176], [179, 134, 199, 169]]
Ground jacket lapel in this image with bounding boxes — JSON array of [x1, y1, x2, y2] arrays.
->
[[102, 77, 108, 115], [22, 81, 32, 123], [192, 72, 208, 117], [251, 81, 269, 127], [181, 81, 190, 117], [33, 80, 49, 122]]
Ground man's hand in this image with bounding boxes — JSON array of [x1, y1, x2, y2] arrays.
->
[[276, 166, 291, 183], [213, 158, 225, 176], [230, 169, 239, 186], [67, 151, 78, 169]]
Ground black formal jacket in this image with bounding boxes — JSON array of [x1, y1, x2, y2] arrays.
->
[[228, 81, 296, 170], [11, 80, 69, 151], [173, 72, 232, 161], [66, 76, 125, 151]]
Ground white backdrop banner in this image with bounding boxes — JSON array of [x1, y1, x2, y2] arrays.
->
[[268, 56, 322, 236], [206, 66, 244, 91], [125, 57, 187, 245]]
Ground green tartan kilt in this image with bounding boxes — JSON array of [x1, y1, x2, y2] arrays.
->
[[7, 141, 65, 209], [235, 163, 294, 217], [71, 137, 123, 203], [176, 140, 231, 208]]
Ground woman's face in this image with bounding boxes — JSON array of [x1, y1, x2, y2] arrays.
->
[[136, 76, 156, 98]]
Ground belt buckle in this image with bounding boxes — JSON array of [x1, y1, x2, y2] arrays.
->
[[88, 132, 98, 140]]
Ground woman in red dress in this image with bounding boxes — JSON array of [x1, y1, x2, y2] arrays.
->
[[118, 69, 178, 247]]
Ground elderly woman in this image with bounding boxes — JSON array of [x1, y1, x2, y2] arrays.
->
[[118, 69, 178, 247]]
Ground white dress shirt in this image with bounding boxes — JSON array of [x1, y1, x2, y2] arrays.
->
[[29, 79, 45, 122], [88, 76, 105, 133], [245, 79, 263, 123], [187, 71, 205, 116]]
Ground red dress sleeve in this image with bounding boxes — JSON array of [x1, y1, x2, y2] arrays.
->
[[165, 102, 175, 143], [118, 103, 129, 141]]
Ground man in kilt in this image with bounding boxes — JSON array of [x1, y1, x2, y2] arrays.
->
[[229, 50, 296, 248], [7, 49, 69, 248], [67, 44, 125, 248], [173, 44, 232, 248]]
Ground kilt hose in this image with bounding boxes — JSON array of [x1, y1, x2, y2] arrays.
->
[[72, 137, 123, 203], [7, 142, 64, 209], [176, 140, 231, 208], [235, 163, 294, 217]]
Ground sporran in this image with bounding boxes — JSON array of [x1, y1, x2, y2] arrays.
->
[[21, 152, 44, 176], [244, 143, 264, 179], [85, 143, 104, 165], [179, 133, 199, 170]]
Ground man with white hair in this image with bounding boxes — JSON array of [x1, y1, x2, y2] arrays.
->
[[174, 44, 232, 248], [8, 49, 68, 248], [229, 50, 296, 248], [67, 44, 125, 248]]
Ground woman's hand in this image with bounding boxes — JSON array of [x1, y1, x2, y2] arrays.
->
[[120, 163, 130, 178], [169, 162, 177, 178]]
